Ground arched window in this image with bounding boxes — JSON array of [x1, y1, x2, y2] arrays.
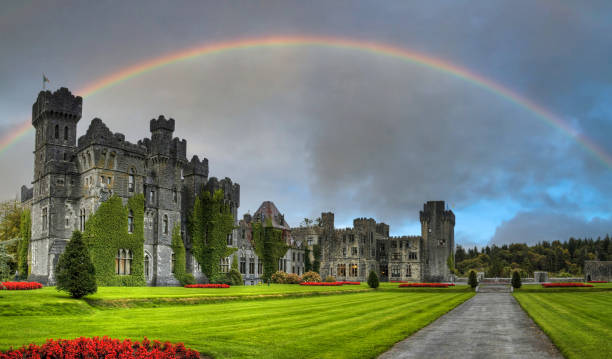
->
[[163, 215, 168, 234], [171, 253, 176, 273], [128, 210, 134, 233], [54, 125, 59, 139], [64, 126, 69, 140], [128, 168, 135, 192], [126, 250, 132, 275], [144, 254, 150, 279], [116, 249, 133, 275]]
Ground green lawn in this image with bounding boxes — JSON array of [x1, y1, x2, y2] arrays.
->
[[0, 285, 474, 358], [514, 289, 612, 359]]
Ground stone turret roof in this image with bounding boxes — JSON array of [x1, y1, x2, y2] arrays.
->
[[253, 201, 291, 230]]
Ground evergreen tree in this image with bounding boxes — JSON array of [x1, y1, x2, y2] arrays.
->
[[367, 270, 379, 289], [468, 270, 478, 289], [511, 270, 522, 289], [55, 231, 97, 298]]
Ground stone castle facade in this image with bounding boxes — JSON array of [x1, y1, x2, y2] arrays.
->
[[21, 88, 455, 285], [293, 201, 455, 282], [23, 88, 239, 285]]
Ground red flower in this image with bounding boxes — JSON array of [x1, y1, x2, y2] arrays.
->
[[0, 337, 199, 358], [399, 283, 450, 288], [0, 282, 43, 290]]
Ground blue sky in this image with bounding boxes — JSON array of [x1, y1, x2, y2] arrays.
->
[[1, 1, 611, 247]]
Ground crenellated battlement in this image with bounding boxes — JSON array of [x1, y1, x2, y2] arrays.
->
[[183, 155, 209, 177], [150, 115, 175, 132], [32, 87, 82, 125], [419, 200, 455, 225], [78, 118, 146, 155]]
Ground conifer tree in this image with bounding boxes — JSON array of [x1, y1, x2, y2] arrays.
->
[[468, 270, 478, 289], [511, 270, 522, 289], [56, 231, 97, 298], [367, 270, 379, 289]]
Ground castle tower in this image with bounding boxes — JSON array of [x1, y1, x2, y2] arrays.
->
[[420, 201, 455, 282], [29, 88, 82, 285]]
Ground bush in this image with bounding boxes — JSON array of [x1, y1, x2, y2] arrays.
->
[[324, 275, 336, 282], [468, 270, 478, 289], [228, 268, 243, 286], [285, 273, 301, 284], [511, 270, 522, 289], [367, 271, 379, 289], [301, 271, 322, 283], [271, 270, 288, 284], [56, 231, 97, 298]]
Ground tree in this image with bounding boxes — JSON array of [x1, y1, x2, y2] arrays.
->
[[189, 189, 236, 283], [55, 231, 97, 298], [367, 270, 379, 289], [511, 270, 522, 289], [468, 270, 478, 289], [0, 245, 12, 281], [251, 219, 288, 283], [0, 200, 23, 273], [18, 209, 31, 277]]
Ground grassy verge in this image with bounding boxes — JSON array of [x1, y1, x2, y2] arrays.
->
[[514, 290, 612, 359], [0, 286, 474, 358]]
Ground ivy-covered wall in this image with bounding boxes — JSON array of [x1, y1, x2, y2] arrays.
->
[[18, 208, 31, 276], [251, 219, 288, 283], [83, 195, 145, 286]]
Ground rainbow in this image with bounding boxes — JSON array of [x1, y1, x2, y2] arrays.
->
[[1, 35, 610, 168]]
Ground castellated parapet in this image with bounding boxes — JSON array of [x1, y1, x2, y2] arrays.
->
[[23, 87, 240, 286]]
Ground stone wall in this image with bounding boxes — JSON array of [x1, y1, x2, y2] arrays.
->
[[584, 261, 612, 282]]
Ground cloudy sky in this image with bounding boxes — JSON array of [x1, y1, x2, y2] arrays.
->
[[1, 0, 611, 247]]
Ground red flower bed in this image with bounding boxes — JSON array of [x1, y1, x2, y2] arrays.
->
[[0, 282, 43, 290], [541, 282, 593, 288], [390, 280, 408, 283], [587, 281, 607, 283], [0, 336, 199, 358], [300, 282, 343, 286], [399, 283, 450, 288], [338, 281, 361, 285], [184, 283, 230, 288]]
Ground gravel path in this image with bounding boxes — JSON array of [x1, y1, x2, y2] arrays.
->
[[378, 289, 563, 359]]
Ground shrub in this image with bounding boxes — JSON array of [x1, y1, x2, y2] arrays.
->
[[271, 270, 288, 284], [511, 270, 522, 289], [324, 275, 336, 282], [56, 231, 97, 298], [285, 273, 301, 284], [0, 336, 200, 358], [468, 270, 478, 289], [301, 271, 322, 283], [228, 268, 243, 286], [367, 270, 379, 289]]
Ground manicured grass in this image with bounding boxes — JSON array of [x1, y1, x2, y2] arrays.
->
[[515, 282, 612, 292], [514, 290, 612, 359], [0, 286, 474, 358]]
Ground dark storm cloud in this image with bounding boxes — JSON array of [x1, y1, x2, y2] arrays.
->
[[490, 212, 612, 246], [1, 1, 611, 244]]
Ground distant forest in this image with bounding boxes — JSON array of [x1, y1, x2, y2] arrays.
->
[[455, 236, 612, 277]]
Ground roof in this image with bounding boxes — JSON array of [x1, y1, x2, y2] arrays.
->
[[253, 201, 291, 230]]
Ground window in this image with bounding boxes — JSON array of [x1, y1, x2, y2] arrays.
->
[[257, 260, 262, 274], [144, 254, 150, 279], [149, 190, 155, 203], [227, 234, 232, 245], [42, 208, 48, 231], [249, 258, 255, 274], [63, 152, 67, 161], [64, 126, 68, 140], [54, 125, 59, 139], [351, 247, 358, 256], [163, 215, 168, 234], [350, 264, 358, 277], [173, 189, 177, 203], [349, 234, 355, 242], [307, 239, 313, 246], [220, 258, 230, 273], [391, 265, 400, 277], [391, 241, 397, 249], [240, 257, 246, 274], [106, 177, 111, 185], [409, 252, 418, 260], [292, 266, 295, 273], [128, 169, 135, 192], [342, 247, 346, 256], [392, 252, 401, 260], [128, 210, 134, 233], [406, 264, 412, 277], [292, 252, 295, 261], [172, 253, 176, 273], [337, 264, 346, 277], [80, 209, 85, 231], [115, 249, 132, 275]]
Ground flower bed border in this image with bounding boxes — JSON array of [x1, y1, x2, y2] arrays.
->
[[541, 282, 593, 288], [184, 283, 230, 288], [0, 282, 43, 290]]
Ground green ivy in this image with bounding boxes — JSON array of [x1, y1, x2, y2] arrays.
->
[[18, 209, 31, 276], [188, 189, 236, 283], [304, 247, 312, 272], [171, 224, 193, 285], [312, 244, 321, 273], [251, 219, 288, 283], [83, 195, 145, 286]]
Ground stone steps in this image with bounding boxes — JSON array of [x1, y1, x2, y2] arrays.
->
[[477, 284, 512, 293]]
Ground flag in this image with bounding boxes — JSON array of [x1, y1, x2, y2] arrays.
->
[[43, 73, 49, 89]]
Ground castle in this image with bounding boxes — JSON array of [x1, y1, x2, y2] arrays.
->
[[23, 87, 239, 285], [20, 87, 454, 285]]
